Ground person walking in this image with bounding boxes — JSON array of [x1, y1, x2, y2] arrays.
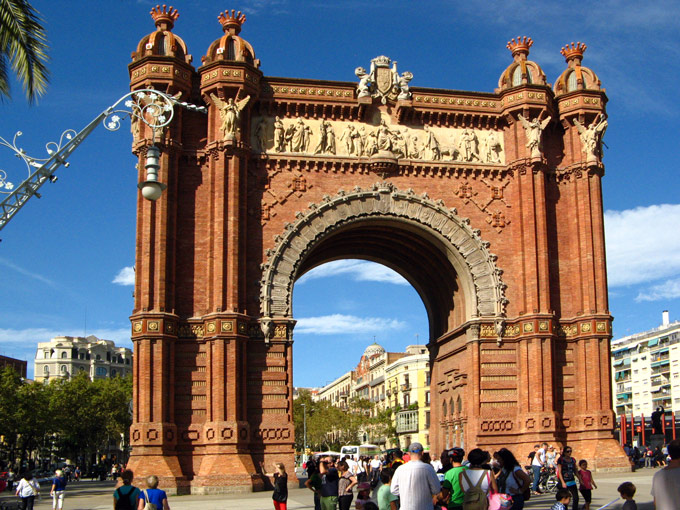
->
[[443, 448, 466, 510], [337, 459, 357, 510], [377, 469, 398, 510], [137, 475, 170, 510], [493, 448, 530, 510], [50, 469, 67, 510], [261, 462, 288, 510], [113, 469, 140, 510], [15, 471, 40, 510], [651, 439, 680, 510], [459, 449, 498, 509], [390, 442, 441, 510], [530, 443, 546, 495], [556, 446, 580, 510], [577, 460, 596, 510], [319, 456, 340, 510]]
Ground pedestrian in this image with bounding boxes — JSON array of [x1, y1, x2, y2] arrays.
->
[[377, 469, 398, 510], [15, 471, 40, 510], [651, 439, 680, 510], [617, 482, 636, 510], [391, 442, 441, 510], [337, 459, 357, 510], [438, 450, 453, 476], [261, 462, 288, 510], [459, 448, 497, 509], [304, 457, 323, 510], [137, 475, 170, 510], [492, 448, 530, 510], [550, 488, 571, 510], [577, 460, 596, 510], [443, 448, 466, 510], [370, 455, 382, 487], [390, 451, 405, 470], [113, 469, 140, 510], [356, 482, 373, 510], [530, 443, 546, 495], [545, 447, 557, 469], [8, 468, 16, 491], [50, 468, 67, 510], [319, 456, 340, 510], [555, 446, 580, 510]]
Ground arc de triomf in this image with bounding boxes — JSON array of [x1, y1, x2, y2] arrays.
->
[[127, 7, 627, 492]]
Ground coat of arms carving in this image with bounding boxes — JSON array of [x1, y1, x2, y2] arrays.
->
[[355, 55, 413, 104]]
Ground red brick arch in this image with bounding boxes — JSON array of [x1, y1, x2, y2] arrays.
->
[[259, 182, 507, 338]]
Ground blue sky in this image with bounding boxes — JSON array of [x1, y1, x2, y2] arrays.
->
[[0, 1, 679, 385]]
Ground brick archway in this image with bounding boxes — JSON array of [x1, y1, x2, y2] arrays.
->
[[259, 182, 507, 335], [127, 9, 629, 494]]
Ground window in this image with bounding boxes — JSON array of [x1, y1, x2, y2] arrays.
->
[[96, 367, 107, 376], [567, 72, 578, 92], [43, 365, 49, 375], [425, 372, 431, 386], [96, 354, 101, 361], [512, 66, 522, 86], [457, 396, 462, 413], [443, 400, 447, 417], [111, 369, 117, 377], [425, 391, 431, 405], [403, 394, 410, 407], [60, 365, 67, 374], [61, 352, 67, 359]]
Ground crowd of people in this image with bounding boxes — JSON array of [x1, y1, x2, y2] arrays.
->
[[296, 439, 680, 510]]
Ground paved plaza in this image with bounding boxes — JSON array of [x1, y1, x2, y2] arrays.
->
[[0, 469, 658, 510]]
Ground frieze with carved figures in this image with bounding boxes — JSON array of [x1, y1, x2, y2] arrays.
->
[[252, 116, 505, 164]]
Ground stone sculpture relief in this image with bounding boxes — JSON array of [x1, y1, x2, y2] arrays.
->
[[355, 55, 413, 104], [574, 114, 607, 163], [518, 113, 551, 158], [251, 117, 505, 164], [210, 94, 251, 140]]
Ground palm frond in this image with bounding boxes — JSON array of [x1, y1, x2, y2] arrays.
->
[[0, 0, 49, 103]]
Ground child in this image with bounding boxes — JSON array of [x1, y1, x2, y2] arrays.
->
[[578, 460, 597, 510], [356, 482, 372, 510], [551, 488, 571, 510], [617, 482, 637, 510]]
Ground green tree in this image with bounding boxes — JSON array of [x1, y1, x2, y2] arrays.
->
[[0, 0, 49, 102]]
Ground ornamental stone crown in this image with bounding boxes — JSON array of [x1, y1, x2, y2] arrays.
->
[[506, 36, 533, 59], [150, 4, 179, 30], [372, 55, 392, 67], [218, 9, 246, 35], [561, 42, 587, 63]]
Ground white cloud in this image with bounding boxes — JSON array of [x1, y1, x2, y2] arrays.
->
[[605, 204, 680, 287], [636, 278, 680, 302], [297, 260, 409, 286], [294, 314, 407, 335], [112, 266, 135, 286]]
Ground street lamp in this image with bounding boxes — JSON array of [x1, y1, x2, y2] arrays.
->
[[0, 89, 206, 232], [302, 403, 308, 464]]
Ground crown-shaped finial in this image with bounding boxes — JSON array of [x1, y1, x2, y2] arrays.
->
[[150, 5, 179, 31], [218, 9, 246, 35], [561, 42, 587, 63], [506, 36, 533, 60]]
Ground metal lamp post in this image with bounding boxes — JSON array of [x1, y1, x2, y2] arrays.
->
[[0, 89, 206, 233], [302, 403, 308, 464]]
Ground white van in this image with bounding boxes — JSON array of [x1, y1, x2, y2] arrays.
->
[[340, 444, 381, 460]]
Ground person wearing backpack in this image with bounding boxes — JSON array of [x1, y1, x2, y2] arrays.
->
[[113, 470, 140, 510], [137, 475, 170, 510], [458, 449, 497, 510]]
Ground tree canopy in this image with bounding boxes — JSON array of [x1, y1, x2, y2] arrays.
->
[[0, 0, 49, 102]]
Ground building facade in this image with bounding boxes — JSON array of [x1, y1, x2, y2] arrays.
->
[[611, 312, 680, 417], [127, 6, 625, 492], [34, 335, 133, 382], [0, 355, 27, 378]]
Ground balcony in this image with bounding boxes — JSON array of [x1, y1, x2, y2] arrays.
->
[[401, 383, 411, 392], [651, 365, 671, 376], [386, 389, 391, 397], [396, 409, 419, 434], [651, 378, 670, 388]]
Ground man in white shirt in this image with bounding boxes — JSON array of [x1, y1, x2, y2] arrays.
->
[[391, 442, 441, 510], [651, 439, 680, 510], [531, 442, 547, 494]]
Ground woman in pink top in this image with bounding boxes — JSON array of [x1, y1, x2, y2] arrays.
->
[[577, 460, 597, 510]]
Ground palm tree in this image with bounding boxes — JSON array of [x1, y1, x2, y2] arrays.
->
[[0, 0, 49, 103]]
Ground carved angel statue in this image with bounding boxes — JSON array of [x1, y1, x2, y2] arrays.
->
[[518, 113, 551, 159], [574, 114, 608, 163], [210, 94, 251, 139]]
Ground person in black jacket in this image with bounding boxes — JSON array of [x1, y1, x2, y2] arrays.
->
[[261, 462, 288, 510]]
